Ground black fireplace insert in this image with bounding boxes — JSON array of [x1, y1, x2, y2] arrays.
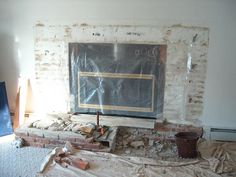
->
[[69, 43, 166, 118]]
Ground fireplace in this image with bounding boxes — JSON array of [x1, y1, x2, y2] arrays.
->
[[69, 43, 166, 118], [34, 24, 209, 124]]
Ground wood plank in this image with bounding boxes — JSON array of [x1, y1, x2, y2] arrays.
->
[[71, 114, 155, 129], [13, 78, 30, 129], [13, 88, 20, 130]]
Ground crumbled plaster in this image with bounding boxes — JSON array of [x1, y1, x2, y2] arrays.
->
[[34, 23, 209, 125]]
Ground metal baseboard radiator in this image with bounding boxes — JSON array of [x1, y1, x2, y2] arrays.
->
[[210, 128, 236, 141]]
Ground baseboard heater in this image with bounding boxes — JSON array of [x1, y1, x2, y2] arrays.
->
[[210, 128, 236, 141]]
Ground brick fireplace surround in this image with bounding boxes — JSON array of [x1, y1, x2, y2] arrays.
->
[[35, 23, 209, 124]]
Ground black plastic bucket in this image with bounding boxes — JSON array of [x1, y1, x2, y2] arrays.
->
[[175, 132, 199, 158]]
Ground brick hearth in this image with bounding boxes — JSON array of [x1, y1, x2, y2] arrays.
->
[[14, 118, 203, 153], [15, 126, 118, 152]]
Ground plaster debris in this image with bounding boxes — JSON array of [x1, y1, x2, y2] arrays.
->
[[115, 127, 178, 160], [125, 149, 131, 154], [130, 141, 144, 148], [71, 124, 83, 132], [30, 114, 96, 135], [39, 142, 89, 174], [11, 138, 24, 148], [78, 123, 95, 134], [155, 142, 164, 152], [149, 139, 154, 146]]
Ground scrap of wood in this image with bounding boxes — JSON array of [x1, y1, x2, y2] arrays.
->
[[79, 126, 94, 134], [19, 78, 28, 126], [13, 78, 34, 129], [39, 147, 65, 173], [13, 90, 20, 130], [13, 78, 28, 129]]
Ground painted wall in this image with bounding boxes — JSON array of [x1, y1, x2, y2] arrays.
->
[[0, 0, 235, 128]]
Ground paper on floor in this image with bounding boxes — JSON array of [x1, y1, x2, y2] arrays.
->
[[37, 150, 221, 177], [198, 138, 236, 174]]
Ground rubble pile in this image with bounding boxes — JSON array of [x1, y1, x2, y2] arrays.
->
[[39, 142, 90, 174], [115, 127, 178, 160], [29, 114, 95, 133], [15, 113, 117, 152]]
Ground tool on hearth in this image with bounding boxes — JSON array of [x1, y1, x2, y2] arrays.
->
[[94, 111, 110, 140], [96, 111, 104, 135], [96, 111, 100, 128], [96, 125, 110, 139]]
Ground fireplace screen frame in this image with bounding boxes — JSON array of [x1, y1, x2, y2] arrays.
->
[[69, 43, 166, 119], [78, 71, 155, 113]]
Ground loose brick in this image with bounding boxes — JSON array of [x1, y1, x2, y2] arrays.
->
[[71, 158, 90, 170]]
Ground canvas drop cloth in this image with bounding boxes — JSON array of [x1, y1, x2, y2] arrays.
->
[[37, 150, 222, 177], [198, 139, 236, 174]]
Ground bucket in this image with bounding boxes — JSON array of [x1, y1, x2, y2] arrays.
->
[[175, 132, 199, 158]]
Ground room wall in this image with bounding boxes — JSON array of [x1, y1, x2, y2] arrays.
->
[[0, 0, 235, 128]]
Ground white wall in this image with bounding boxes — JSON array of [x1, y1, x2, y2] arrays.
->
[[0, 0, 236, 128]]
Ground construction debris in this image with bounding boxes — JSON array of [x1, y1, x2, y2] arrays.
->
[[115, 127, 178, 160], [38, 147, 225, 177], [11, 137, 24, 148], [130, 141, 144, 148], [198, 139, 236, 174], [39, 142, 90, 173], [39, 146, 65, 173], [71, 158, 90, 170], [78, 124, 95, 134]]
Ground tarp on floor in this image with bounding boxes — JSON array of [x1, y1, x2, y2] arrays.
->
[[37, 150, 221, 177]]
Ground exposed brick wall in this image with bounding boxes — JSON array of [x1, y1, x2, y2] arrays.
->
[[34, 23, 209, 125]]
